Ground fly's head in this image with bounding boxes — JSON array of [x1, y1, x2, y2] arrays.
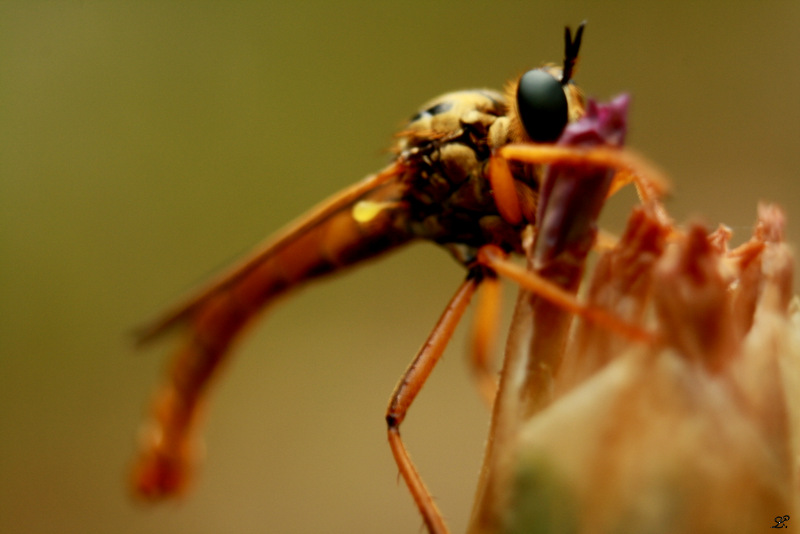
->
[[394, 23, 587, 162], [504, 22, 587, 146]]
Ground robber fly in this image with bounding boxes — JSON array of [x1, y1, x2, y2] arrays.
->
[[131, 22, 659, 533]]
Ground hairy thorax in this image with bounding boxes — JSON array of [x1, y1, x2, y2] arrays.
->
[[391, 89, 536, 260]]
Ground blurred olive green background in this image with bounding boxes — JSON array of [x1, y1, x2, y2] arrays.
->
[[2, 2, 800, 533]]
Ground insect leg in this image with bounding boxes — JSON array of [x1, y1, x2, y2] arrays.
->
[[487, 144, 668, 229], [468, 271, 501, 407], [487, 154, 522, 225], [477, 245, 655, 343], [386, 275, 481, 534], [501, 144, 671, 213]]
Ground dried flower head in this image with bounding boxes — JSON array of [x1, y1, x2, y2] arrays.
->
[[470, 201, 799, 534]]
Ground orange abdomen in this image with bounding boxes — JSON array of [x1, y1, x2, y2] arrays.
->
[[133, 173, 413, 498]]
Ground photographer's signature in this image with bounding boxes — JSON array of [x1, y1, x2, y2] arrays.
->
[[773, 515, 790, 528]]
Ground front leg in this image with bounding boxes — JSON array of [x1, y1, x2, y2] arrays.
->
[[386, 275, 481, 534]]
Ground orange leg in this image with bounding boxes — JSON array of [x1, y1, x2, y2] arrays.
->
[[468, 273, 501, 407], [477, 245, 656, 344], [487, 154, 522, 225], [487, 143, 671, 228], [501, 144, 671, 222], [482, 143, 669, 345], [386, 275, 481, 534]]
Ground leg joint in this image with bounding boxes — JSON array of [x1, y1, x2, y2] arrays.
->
[[385, 413, 400, 429]]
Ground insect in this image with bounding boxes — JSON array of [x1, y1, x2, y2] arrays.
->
[[131, 22, 660, 533]]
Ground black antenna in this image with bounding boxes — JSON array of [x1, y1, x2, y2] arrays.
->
[[562, 21, 586, 85]]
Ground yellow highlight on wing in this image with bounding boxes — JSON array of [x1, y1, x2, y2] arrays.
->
[[352, 200, 392, 223]]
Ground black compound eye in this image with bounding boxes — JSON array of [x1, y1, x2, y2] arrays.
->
[[516, 69, 569, 143]]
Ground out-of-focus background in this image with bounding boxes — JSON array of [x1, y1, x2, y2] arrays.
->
[[2, 2, 799, 533]]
